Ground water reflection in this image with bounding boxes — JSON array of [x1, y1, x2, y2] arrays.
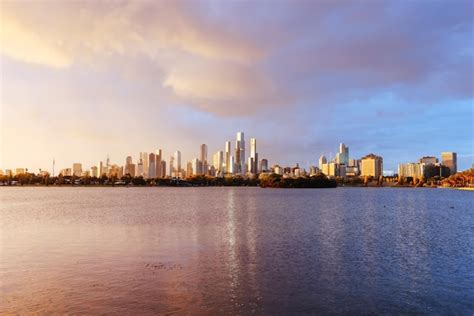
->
[[0, 187, 473, 314]]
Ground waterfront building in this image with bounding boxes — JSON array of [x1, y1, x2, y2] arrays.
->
[[98, 161, 104, 176], [187, 161, 193, 177], [273, 165, 283, 175], [259, 159, 268, 172], [235, 132, 245, 174], [148, 153, 156, 178], [213, 151, 224, 176], [155, 149, 162, 178], [4, 169, 12, 177], [161, 161, 166, 178], [200, 144, 208, 175], [361, 153, 383, 178], [309, 166, 319, 176], [225, 141, 232, 174], [140, 152, 149, 178], [345, 166, 359, 177], [441, 152, 457, 175], [420, 156, 438, 164], [319, 155, 327, 170], [335, 143, 349, 165], [174, 151, 182, 178], [72, 163, 82, 177], [191, 158, 200, 176], [398, 162, 424, 178], [60, 168, 72, 176], [169, 155, 175, 177], [249, 137, 258, 174], [90, 166, 98, 177]]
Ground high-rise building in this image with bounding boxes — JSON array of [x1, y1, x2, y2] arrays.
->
[[161, 161, 166, 178], [125, 156, 134, 176], [137, 159, 144, 177], [235, 132, 245, 174], [441, 152, 457, 175], [259, 159, 268, 172], [398, 163, 424, 178], [148, 153, 156, 178], [420, 156, 438, 164], [200, 144, 208, 175], [225, 141, 232, 174], [174, 151, 181, 178], [169, 155, 175, 177], [72, 163, 82, 177], [361, 153, 383, 178], [191, 158, 200, 176], [155, 149, 162, 178], [140, 152, 149, 178], [187, 161, 194, 177], [319, 155, 327, 170], [249, 137, 258, 174], [213, 151, 224, 176], [90, 166, 98, 178], [98, 161, 104, 177], [335, 143, 349, 165]]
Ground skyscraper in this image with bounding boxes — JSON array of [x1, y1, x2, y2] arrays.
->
[[235, 132, 245, 174], [360, 153, 383, 178], [148, 153, 156, 178], [200, 144, 208, 175], [225, 141, 231, 174], [249, 137, 258, 174], [441, 152, 457, 175], [213, 150, 224, 176], [169, 155, 175, 177], [335, 143, 349, 165], [174, 151, 181, 178], [155, 149, 162, 178], [319, 155, 327, 170], [72, 163, 82, 177], [259, 159, 268, 172], [140, 152, 149, 178]]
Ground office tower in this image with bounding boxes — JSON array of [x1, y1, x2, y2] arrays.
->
[[200, 144, 208, 175], [148, 153, 156, 178], [259, 158, 268, 172], [72, 163, 82, 177], [335, 143, 349, 165], [137, 159, 144, 177], [161, 160, 166, 178], [90, 166, 98, 177], [191, 158, 200, 176], [98, 161, 104, 176], [398, 163, 424, 178], [235, 132, 245, 174], [213, 151, 224, 175], [169, 155, 175, 177], [174, 151, 181, 178], [420, 156, 438, 164], [360, 153, 383, 178], [155, 149, 162, 178], [225, 141, 231, 174], [229, 156, 235, 174], [140, 152, 149, 178], [125, 156, 134, 176], [187, 161, 193, 177], [319, 155, 327, 170], [249, 137, 258, 174], [441, 152, 457, 175]]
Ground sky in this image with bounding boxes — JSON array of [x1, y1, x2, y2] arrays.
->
[[1, 0, 473, 173]]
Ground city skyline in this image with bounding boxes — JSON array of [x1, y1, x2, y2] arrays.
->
[[1, 1, 473, 172]]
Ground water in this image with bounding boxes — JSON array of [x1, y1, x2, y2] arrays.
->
[[1, 187, 473, 314]]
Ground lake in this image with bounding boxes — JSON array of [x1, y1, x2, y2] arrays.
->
[[0, 187, 473, 314]]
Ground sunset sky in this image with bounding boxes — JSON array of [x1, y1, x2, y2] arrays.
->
[[1, 0, 473, 172]]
